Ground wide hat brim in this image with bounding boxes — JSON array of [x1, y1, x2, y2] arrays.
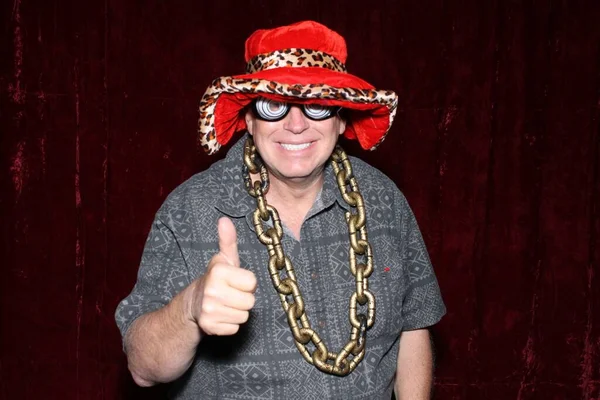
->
[[198, 67, 398, 155]]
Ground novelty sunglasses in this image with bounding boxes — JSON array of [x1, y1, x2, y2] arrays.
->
[[251, 97, 342, 122]]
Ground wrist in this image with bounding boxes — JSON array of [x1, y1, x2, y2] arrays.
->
[[174, 279, 201, 329], [169, 281, 204, 347]]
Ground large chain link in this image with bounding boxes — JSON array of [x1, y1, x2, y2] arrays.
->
[[242, 137, 376, 376]]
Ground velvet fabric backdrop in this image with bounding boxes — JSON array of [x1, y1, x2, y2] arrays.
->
[[1, 0, 599, 399]]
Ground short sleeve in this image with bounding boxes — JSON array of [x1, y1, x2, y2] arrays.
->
[[396, 193, 446, 330], [114, 198, 194, 339]]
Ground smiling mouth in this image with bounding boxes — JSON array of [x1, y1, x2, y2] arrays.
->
[[280, 142, 312, 151]]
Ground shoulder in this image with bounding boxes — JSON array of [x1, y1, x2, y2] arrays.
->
[[156, 158, 227, 218], [348, 155, 408, 204], [347, 155, 411, 230]]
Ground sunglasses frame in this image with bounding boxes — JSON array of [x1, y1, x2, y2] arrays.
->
[[251, 98, 342, 122]]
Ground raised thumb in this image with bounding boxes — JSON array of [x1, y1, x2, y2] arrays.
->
[[217, 217, 240, 267]]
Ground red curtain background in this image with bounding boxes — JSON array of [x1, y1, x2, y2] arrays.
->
[[1, 1, 599, 399]]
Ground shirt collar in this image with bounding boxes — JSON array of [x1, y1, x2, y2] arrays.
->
[[305, 159, 351, 221]]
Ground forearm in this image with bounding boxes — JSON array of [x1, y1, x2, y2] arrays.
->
[[394, 329, 434, 399], [124, 281, 202, 386]]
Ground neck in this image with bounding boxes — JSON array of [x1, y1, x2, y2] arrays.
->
[[269, 173, 323, 203], [253, 170, 325, 239]]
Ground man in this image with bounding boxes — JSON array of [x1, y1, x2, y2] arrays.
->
[[115, 21, 445, 399]]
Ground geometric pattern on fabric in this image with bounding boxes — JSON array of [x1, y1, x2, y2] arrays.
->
[[115, 134, 446, 399], [219, 362, 273, 399]]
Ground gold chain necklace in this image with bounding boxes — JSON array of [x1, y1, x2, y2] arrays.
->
[[242, 137, 376, 376]]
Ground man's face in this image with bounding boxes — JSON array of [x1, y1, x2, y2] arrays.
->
[[245, 99, 346, 185]]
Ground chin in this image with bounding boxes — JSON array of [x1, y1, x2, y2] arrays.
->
[[272, 161, 323, 180], [277, 167, 315, 180]]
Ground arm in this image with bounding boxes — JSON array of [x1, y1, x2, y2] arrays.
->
[[394, 328, 434, 399], [122, 217, 256, 386], [124, 282, 202, 386], [392, 189, 445, 398]]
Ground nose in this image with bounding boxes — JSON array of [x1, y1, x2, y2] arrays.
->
[[283, 105, 310, 134]]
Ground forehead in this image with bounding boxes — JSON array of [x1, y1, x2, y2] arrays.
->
[[253, 94, 340, 107], [255, 97, 331, 107]]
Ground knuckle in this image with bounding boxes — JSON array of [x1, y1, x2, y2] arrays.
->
[[206, 262, 221, 276], [207, 257, 219, 271], [213, 265, 234, 282], [239, 311, 250, 323], [201, 301, 215, 315], [208, 258, 227, 274], [247, 274, 258, 290], [246, 294, 256, 309], [203, 285, 220, 300], [226, 325, 240, 335], [198, 320, 214, 335]]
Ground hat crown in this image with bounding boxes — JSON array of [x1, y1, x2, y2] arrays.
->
[[244, 21, 347, 63]]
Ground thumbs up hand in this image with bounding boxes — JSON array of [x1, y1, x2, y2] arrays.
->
[[188, 217, 257, 336]]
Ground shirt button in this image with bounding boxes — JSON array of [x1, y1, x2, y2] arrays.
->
[[311, 272, 318, 280], [318, 320, 326, 328]]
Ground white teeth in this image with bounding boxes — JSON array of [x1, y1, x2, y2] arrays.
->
[[281, 142, 311, 151]]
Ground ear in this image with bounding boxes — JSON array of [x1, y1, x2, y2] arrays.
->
[[245, 108, 254, 135], [337, 116, 347, 136]]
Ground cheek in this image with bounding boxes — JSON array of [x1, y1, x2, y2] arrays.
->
[[320, 118, 343, 137], [323, 120, 343, 140], [251, 120, 279, 138]]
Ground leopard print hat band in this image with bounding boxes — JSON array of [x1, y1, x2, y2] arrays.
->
[[245, 48, 347, 74]]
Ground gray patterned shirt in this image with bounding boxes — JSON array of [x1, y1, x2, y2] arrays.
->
[[115, 135, 446, 400]]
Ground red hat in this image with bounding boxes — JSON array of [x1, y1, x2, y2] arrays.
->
[[198, 21, 398, 154]]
